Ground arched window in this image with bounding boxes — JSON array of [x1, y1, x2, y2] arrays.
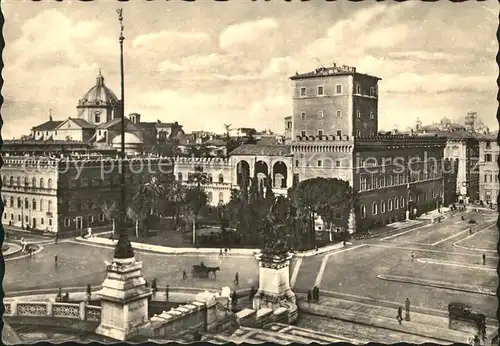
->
[[24, 198, 29, 209], [48, 201, 52, 212], [177, 172, 183, 181], [10, 196, 14, 207], [9, 176, 13, 186], [16, 177, 21, 186], [388, 198, 393, 211], [381, 201, 386, 213], [32, 177, 37, 188], [24, 177, 29, 187], [400, 197, 405, 208], [219, 174, 224, 183], [48, 178, 53, 189], [219, 192, 224, 203], [2, 176, 7, 185], [372, 202, 378, 215], [40, 199, 44, 211], [64, 218, 70, 227], [395, 197, 399, 209], [40, 178, 45, 189], [32, 199, 37, 210], [360, 204, 366, 218], [17, 197, 21, 208]]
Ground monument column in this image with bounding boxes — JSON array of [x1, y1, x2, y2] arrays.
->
[[96, 9, 152, 341]]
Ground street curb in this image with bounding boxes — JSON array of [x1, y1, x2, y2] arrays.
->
[[2, 242, 23, 258], [377, 274, 496, 296], [4, 244, 44, 262]]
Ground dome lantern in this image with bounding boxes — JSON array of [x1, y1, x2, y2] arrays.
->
[[96, 69, 105, 86]]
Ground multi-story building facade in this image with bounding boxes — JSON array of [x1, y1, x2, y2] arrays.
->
[[478, 134, 498, 205], [284, 116, 292, 141], [289, 64, 447, 229], [290, 64, 379, 140], [174, 157, 234, 206], [2, 156, 173, 235]]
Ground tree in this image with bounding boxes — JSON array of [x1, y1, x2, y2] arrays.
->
[[101, 200, 118, 234], [293, 178, 355, 248], [185, 186, 208, 244], [142, 176, 166, 216], [127, 190, 150, 237], [165, 180, 186, 226], [259, 195, 292, 256]]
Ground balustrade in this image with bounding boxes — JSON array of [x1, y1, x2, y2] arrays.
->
[[4, 300, 101, 322]]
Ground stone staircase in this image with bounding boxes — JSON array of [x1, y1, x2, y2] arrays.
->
[[298, 295, 496, 344]]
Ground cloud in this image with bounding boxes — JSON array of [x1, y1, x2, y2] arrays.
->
[[132, 30, 211, 49], [246, 96, 290, 131], [383, 72, 495, 94], [219, 18, 279, 51]]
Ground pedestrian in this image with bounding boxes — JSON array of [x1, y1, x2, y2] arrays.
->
[[86, 284, 91, 298], [469, 228, 472, 235], [307, 290, 312, 306], [55, 232, 58, 244], [56, 288, 63, 302], [343, 239, 347, 246], [411, 252, 415, 262], [152, 278, 157, 293], [165, 285, 170, 301], [248, 286, 255, 301], [54, 255, 58, 266], [315, 245, 319, 254], [145, 279, 149, 288], [220, 248, 223, 257], [234, 272, 239, 286], [397, 306, 403, 324], [182, 270, 187, 280], [482, 253, 486, 265], [462, 215, 465, 221], [224, 248, 228, 255], [315, 286, 320, 302], [405, 297, 411, 320]]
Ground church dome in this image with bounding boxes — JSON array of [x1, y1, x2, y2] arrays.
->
[[78, 70, 119, 107]]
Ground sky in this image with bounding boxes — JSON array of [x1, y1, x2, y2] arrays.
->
[[2, 0, 498, 139]]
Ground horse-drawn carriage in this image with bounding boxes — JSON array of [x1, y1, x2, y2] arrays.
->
[[191, 264, 220, 279]]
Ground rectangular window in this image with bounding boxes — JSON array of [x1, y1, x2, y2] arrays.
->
[[336, 84, 342, 94], [318, 130, 323, 137], [356, 129, 361, 137], [360, 176, 367, 191], [370, 86, 374, 96], [335, 160, 341, 168], [301, 130, 306, 137], [485, 141, 491, 149], [300, 87, 307, 97], [356, 110, 361, 118], [317, 86, 324, 96], [356, 84, 361, 94], [485, 154, 492, 162], [336, 130, 342, 137], [48, 219, 52, 226], [317, 160, 322, 167], [301, 112, 306, 120], [336, 110, 342, 117], [317, 110, 324, 119]]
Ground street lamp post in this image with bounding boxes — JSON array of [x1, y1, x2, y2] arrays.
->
[[114, 8, 134, 260]]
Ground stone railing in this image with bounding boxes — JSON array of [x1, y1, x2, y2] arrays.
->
[[4, 301, 101, 322]]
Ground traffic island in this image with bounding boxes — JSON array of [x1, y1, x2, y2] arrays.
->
[[377, 274, 496, 296]]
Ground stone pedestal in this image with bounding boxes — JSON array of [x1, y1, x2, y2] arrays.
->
[[95, 257, 152, 341], [252, 252, 298, 323]]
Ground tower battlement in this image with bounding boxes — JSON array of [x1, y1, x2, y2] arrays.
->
[[174, 156, 231, 167]]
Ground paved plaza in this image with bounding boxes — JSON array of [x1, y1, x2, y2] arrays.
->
[[5, 209, 498, 343]]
